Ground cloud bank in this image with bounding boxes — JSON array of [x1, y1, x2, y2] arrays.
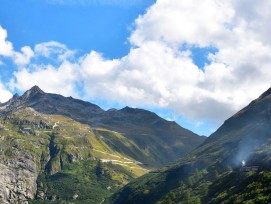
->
[[1, 0, 271, 129]]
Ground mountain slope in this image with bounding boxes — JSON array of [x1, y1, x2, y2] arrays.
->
[[111, 87, 271, 204], [0, 86, 205, 168], [94, 106, 203, 167], [0, 86, 204, 203], [0, 85, 104, 121], [0, 107, 147, 203]]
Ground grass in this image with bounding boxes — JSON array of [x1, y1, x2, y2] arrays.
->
[[1, 108, 150, 203]]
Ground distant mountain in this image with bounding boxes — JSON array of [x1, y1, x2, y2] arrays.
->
[[0, 85, 104, 119], [94, 106, 204, 167], [0, 86, 204, 204], [1, 86, 204, 168], [111, 87, 271, 204]]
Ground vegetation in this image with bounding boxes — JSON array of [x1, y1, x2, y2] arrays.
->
[[0, 108, 148, 203], [30, 160, 134, 204], [111, 87, 271, 204], [2, 86, 271, 203]]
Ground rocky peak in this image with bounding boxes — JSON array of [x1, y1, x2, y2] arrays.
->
[[12, 93, 20, 99], [7, 93, 20, 104], [13, 93, 20, 99], [22, 86, 45, 99], [29, 85, 45, 94]]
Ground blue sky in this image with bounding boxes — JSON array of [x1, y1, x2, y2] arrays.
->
[[0, 0, 154, 58], [0, 0, 271, 136]]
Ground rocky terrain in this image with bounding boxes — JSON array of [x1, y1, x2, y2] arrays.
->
[[0, 86, 205, 203]]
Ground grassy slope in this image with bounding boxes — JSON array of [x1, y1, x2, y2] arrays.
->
[[110, 89, 271, 204], [97, 108, 205, 168], [0, 107, 148, 203]]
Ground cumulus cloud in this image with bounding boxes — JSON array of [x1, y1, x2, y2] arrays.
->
[[0, 26, 35, 66], [34, 41, 75, 62], [130, 0, 234, 47], [0, 82, 12, 103], [14, 46, 34, 66], [7, 0, 271, 129], [11, 61, 80, 98], [0, 26, 13, 57]]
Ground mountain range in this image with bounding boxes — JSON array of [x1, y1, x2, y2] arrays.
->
[[111, 87, 271, 204], [0, 86, 204, 204], [2, 85, 271, 204]]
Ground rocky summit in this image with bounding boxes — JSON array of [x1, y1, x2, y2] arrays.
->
[[0, 86, 205, 204]]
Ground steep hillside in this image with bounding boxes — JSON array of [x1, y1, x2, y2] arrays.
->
[[0, 86, 205, 168], [111, 87, 271, 204], [0, 107, 147, 203], [94, 106, 203, 167], [0, 86, 204, 203]]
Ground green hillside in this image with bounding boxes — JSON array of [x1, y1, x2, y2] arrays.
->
[[0, 86, 204, 203], [1, 86, 205, 168], [111, 87, 271, 204], [0, 108, 146, 203]]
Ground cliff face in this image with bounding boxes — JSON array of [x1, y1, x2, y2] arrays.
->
[[0, 111, 43, 204], [0, 158, 38, 203]]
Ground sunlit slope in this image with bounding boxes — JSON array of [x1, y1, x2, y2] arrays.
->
[[0, 86, 206, 203], [111, 87, 271, 204], [0, 107, 147, 203], [92, 106, 205, 167], [1, 86, 205, 168]]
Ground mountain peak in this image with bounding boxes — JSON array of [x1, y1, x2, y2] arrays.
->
[[9, 93, 20, 102], [22, 85, 45, 99], [29, 85, 44, 94]]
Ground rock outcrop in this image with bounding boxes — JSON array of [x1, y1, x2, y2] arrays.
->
[[0, 158, 38, 204]]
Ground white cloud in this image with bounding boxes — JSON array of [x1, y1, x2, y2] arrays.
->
[[14, 46, 34, 66], [130, 0, 234, 47], [0, 26, 13, 57], [11, 61, 80, 98], [0, 82, 12, 103], [0, 26, 35, 66], [34, 41, 75, 62], [7, 0, 271, 130]]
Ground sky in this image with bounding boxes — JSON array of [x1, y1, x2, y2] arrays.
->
[[0, 0, 271, 136]]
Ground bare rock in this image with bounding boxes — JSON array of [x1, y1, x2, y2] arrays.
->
[[0, 158, 38, 204]]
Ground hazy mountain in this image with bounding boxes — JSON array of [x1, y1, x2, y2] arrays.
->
[[111, 87, 271, 204], [0, 86, 204, 203]]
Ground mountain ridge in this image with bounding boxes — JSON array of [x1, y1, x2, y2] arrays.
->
[[0, 86, 205, 168], [111, 86, 271, 204], [0, 86, 205, 204]]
